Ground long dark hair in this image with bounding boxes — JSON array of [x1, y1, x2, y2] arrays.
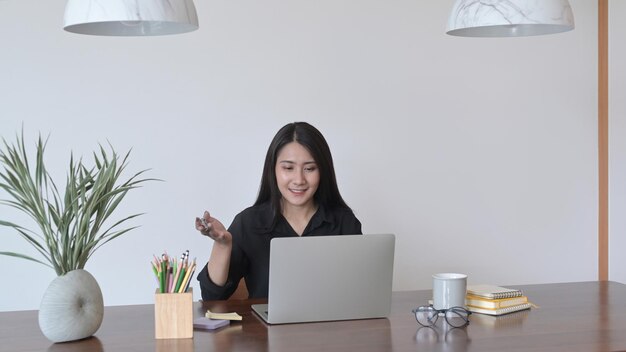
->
[[254, 122, 350, 223]]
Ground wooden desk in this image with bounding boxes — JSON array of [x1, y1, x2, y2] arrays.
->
[[2, 281, 626, 352]]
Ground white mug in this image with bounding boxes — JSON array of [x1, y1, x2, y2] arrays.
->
[[432, 273, 467, 310]]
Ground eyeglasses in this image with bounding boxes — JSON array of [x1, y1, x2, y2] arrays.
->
[[412, 305, 471, 328]]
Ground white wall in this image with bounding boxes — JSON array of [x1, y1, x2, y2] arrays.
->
[[610, 1, 626, 284], [0, 0, 599, 311]]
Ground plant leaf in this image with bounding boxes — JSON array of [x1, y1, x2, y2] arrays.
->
[[0, 252, 53, 269]]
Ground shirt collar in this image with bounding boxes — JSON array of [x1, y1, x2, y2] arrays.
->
[[254, 201, 334, 234], [307, 203, 333, 232]]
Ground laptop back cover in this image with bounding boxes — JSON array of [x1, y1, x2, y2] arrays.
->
[[265, 234, 395, 324]]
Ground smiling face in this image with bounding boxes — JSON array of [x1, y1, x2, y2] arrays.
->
[[275, 141, 320, 212]]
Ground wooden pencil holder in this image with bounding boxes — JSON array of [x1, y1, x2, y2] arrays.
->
[[154, 288, 193, 339]]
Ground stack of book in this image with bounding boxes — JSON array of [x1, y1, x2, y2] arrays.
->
[[465, 284, 532, 316]]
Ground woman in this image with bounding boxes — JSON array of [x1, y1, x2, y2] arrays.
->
[[195, 122, 362, 300]]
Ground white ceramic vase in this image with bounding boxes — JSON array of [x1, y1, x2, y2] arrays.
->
[[38, 269, 104, 343]]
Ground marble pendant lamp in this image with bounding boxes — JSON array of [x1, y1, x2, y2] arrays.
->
[[446, 0, 575, 37], [64, 0, 199, 36]]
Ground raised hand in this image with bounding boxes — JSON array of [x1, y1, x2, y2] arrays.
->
[[195, 211, 232, 245]]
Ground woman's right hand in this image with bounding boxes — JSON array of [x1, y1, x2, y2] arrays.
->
[[195, 211, 232, 245]]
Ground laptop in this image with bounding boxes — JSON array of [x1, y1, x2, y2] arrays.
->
[[251, 233, 395, 324]]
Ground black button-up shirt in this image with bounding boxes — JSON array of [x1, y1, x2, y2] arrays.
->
[[197, 201, 362, 300]]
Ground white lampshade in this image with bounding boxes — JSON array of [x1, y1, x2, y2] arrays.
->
[[446, 0, 575, 37], [64, 0, 199, 36]]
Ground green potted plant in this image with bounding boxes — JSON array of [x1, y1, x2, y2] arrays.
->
[[0, 131, 155, 343]]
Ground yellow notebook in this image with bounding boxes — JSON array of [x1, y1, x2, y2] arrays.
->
[[467, 302, 532, 316], [465, 294, 528, 309], [470, 308, 530, 327]]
